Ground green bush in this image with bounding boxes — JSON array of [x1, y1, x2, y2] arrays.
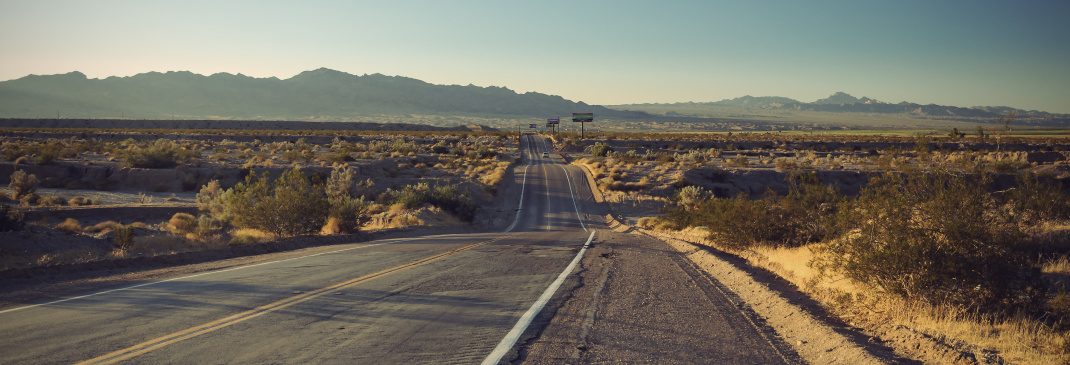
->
[[112, 225, 134, 249], [591, 142, 614, 157], [225, 169, 330, 237], [664, 172, 845, 250], [381, 183, 478, 222], [328, 196, 368, 234], [814, 170, 1046, 314], [325, 167, 368, 233]]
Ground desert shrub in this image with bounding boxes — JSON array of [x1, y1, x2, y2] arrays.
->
[[815, 170, 1046, 314], [431, 143, 451, 154], [677, 186, 709, 209], [168, 213, 198, 235], [228, 233, 258, 245], [1007, 173, 1070, 224], [774, 157, 798, 171], [1, 145, 26, 161], [8, 170, 38, 199], [119, 139, 196, 168], [68, 196, 92, 206], [19, 193, 40, 206], [318, 151, 354, 164], [36, 195, 67, 207], [224, 169, 330, 237], [323, 167, 370, 233], [0, 205, 25, 232], [381, 183, 478, 222], [196, 180, 227, 216], [664, 172, 845, 250], [391, 140, 416, 154], [326, 167, 358, 201], [36, 145, 62, 165], [665, 194, 775, 250], [328, 195, 368, 234], [84, 220, 123, 233], [990, 158, 1032, 173], [729, 156, 750, 168], [112, 225, 134, 249], [55, 218, 83, 234], [474, 146, 498, 159], [591, 142, 614, 157]]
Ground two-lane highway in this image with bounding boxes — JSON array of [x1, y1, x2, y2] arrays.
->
[[0, 134, 595, 364]]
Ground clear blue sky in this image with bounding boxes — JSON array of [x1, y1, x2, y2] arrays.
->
[[3, 0, 1068, 113]]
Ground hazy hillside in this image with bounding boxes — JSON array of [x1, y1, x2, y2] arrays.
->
[[615, 92, 1070, 127], [0, 68, 649, 121]]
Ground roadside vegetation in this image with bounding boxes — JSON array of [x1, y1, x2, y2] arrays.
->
[[0, 130, 516, 270], [596, 131, 1070, 363]]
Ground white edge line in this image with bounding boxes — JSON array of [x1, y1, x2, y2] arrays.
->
[[557, 164, 588, 232], [0, 233, 475, 315], [482, 230, 596, 365], [505, 138, 533, 233]]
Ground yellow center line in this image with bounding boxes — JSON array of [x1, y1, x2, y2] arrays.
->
[[77, 234, 516, 365]]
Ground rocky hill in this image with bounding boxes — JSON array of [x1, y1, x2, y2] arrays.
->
[[0, 68, 651, 121]]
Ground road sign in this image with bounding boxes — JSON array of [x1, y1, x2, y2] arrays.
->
[[547, 118, 560, 124], [529, 124, 537, 128], [572, 113, 593, 122]]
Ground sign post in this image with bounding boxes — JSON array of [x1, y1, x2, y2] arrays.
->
[[547, 117, 560, 135], [571, 113, 593, 139]]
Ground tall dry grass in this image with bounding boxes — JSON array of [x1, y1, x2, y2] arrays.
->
[[745, 243, 1068, 365]]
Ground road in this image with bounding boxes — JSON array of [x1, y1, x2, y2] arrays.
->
[[0, 134, 794, 364]]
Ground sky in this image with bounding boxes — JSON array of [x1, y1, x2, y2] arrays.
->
[[2, 0, 1068, 113]]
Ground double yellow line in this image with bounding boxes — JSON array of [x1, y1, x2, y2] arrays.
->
[[78, 234, 513, 365]]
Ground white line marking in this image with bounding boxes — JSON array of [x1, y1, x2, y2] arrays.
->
[[543, 161, 553, 232], [0, 233, 474, 315], [482, 230, 596, 365], [557, 164, 588, 232], [505, 139, 534, 233]]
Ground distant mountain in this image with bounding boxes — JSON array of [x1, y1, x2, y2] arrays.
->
[[709, 95, 801, 107], [633, 92, 1069, 126], [0, 68, 651, 121], [812, 92, 861, 105]]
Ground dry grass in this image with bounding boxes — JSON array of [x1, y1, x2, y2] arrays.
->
[[743, 242, 1068, 365], [0, 249, 99, 270], [1044, 255, 1070, 276], [227, 228, 275, 243], [83, 220, 123, 234], [54, 218, 83, 234]]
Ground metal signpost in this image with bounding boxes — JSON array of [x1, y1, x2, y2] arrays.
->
[[547, 117, 559, 135], [572, 113, 593, 139]]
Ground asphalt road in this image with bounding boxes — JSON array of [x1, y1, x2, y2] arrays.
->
[[0, 134, 794, 364]]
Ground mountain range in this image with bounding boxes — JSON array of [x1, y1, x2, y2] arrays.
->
[[0, 69, 1065, 126], [0, 68, 649, 121], [655, 92, 1066, 123]]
